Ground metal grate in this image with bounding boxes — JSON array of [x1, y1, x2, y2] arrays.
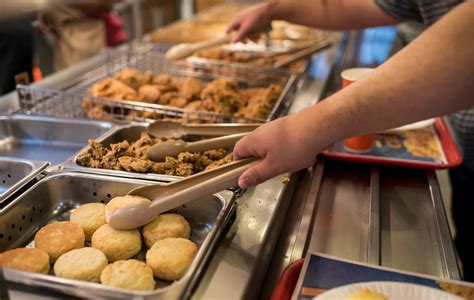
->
[[17, 51, 297, 124]]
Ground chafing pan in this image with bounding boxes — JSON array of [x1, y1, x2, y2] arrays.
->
[[0, 171, 236, 299], [0, 114, 113, 165], [0, 157, 49, 205], [60, 123, 226, 182]]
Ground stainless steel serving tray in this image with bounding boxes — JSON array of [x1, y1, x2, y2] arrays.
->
[[0, 114, 114, 165], [0, 157, 49, 205], [0, 171, 236, 299], [17, 51, 297, 124], [60, 123, 218, 182]]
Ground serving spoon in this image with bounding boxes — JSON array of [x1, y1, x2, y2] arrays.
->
[[146, 132, 247, 162], [147, 121, 260, 139], [108, 157, 259, 230]]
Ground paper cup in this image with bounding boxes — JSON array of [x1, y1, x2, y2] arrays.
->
[[341, 68, 375, 153], [341, 68, 373, 87]]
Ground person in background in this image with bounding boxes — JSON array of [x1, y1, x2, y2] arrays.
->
[[38, 1, 126, 71], [0, 19, 33, 95], [226, 0, 474, 281]]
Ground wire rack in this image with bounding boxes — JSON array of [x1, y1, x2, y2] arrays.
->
[[17, 51, 297, 124]]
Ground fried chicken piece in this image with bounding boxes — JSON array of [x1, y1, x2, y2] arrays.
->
[[157, 91, 179, 105], [77, 140, 108, 167], [205, 153, 233, 171], [138, 85, 161, 103], [154, 74, 173, 86], [177, 152, 200, 163], [115, 67, 153, 90], [175, 163, 194, 176], [88, 140, 108, 159], [130, 132, 156, 158], [84, 105, 114, 121], [239, 84, 283, 119], [169, 97, 188, 108], [179, 77, 202, 101], [203, 148, 229, 160], [184, 100, 204, 111], [89, 78, 137, 101], [151, 162, 168, 174], [195, 48, 225, 60], [110, 140, 132, 156], [118, 156, 154, 173], [193, 155, 213, 172], [200, 78, 246, 114], [76, 153, 92, 167]]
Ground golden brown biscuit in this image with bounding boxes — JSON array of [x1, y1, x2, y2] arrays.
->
[[142, 214, 191, 248], [104, 195, 151, 223], [146, 238, 197, 281], [100, 259, 155, 291], [70, 203, 106, 241], [54, 247, 107, 282], [91, 224, 141, 262], [0, 248, 50, 274], [35, 222, 85, 263]]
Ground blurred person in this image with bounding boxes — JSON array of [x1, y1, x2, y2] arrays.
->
[[227, 1, 474, 280], [38, 1, 126, 71]]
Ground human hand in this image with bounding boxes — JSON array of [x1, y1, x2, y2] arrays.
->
[[226, 2, 275, 43], [233, 115, 322, 189]]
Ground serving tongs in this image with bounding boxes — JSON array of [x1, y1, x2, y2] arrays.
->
[[147, 132, 247, 162], [147, 121, 260, 139], [272, 39, 332, 68], [166, 35, 233, 60], [108, 157, 259, 230]]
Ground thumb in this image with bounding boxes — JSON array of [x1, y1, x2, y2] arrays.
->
[[238, 158, 278, 189]]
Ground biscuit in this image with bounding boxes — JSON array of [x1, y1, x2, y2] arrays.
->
[[0, 248, 50, 274], [54, 247, 107, 282], [146, 238, 197, 281], [142, 214, 191, 248], [104, 195, 151, 223], [91, 224, 141, 262], [35, 221, 85, 263], [100, 259, 155, 291], [70, 203, 106, 241]]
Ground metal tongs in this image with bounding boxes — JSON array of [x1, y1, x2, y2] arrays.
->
[[272, 39, 332, 68], [166, 35, 233, 60], [108, 157, 259, 230], [147, 121, 260, 139], [146, 132, 247, 162]]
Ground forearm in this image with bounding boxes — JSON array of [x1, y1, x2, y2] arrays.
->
[[300, 1, 474, 150], [267, 0, 398, 30]]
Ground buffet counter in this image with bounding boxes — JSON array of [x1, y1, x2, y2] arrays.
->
[[0, 5, 460, 299]]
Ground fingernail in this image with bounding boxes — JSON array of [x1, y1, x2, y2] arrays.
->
[[239, 176, 251, 189]]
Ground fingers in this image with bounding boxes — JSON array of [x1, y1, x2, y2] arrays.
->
[[238, 158, 278, 189], [233, 135, 255, 161], [232, 26, 250, 43], [225, 17, 241, 34]]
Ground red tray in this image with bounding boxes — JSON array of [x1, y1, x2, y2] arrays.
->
[[323, 118, 462, 169], [271, 259, 305, 300]]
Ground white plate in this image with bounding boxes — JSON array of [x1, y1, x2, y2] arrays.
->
[[385, 119, 436, 133], [315, 281, 461, 300]]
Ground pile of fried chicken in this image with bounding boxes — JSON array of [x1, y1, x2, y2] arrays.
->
[[83, 67, 283, 121], [76, 132, 232, 177]]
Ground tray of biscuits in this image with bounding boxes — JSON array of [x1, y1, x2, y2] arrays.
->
[[0, 171, 236, 299]]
